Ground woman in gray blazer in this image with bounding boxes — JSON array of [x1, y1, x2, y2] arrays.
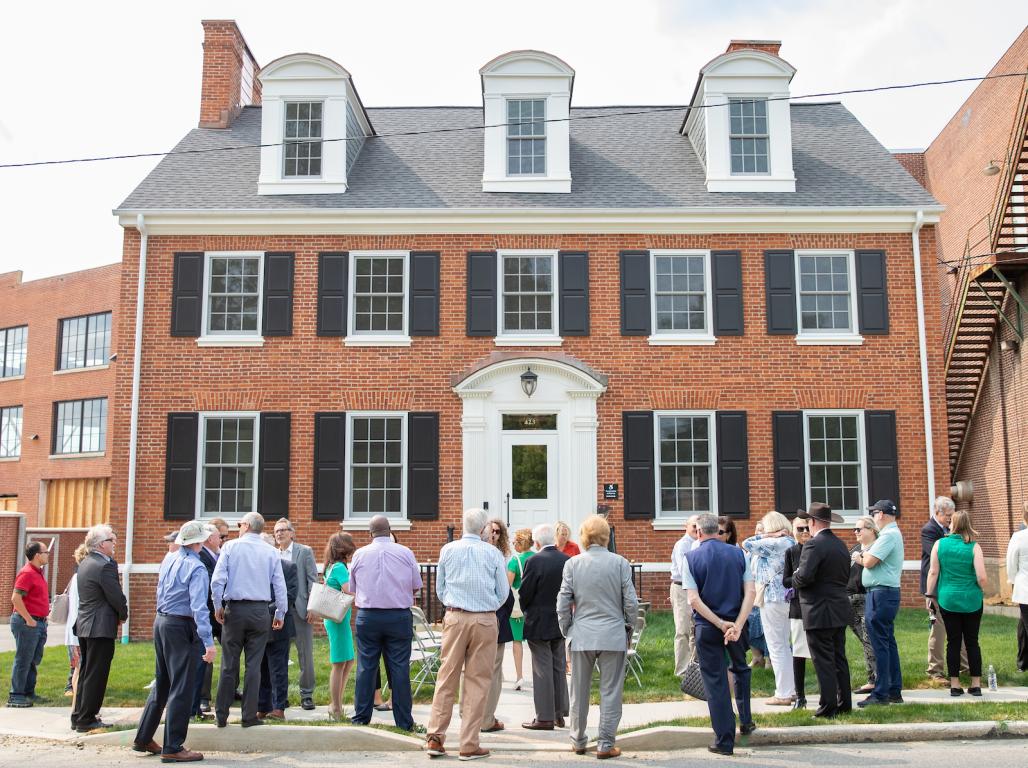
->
[[557, 515, 639, 759]]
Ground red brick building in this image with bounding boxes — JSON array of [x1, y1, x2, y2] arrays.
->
[[109, 21, 947, 637]]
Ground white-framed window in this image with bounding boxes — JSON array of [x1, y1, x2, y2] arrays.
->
[[345, 412, 406, 521], [53, 397, 107, 455], [649, 250, 715, 345], [795, 250, 862, 344], [729, 97, 769, 175], [497, 250, 561, 345], [803, 410, 867, 519], [0, 325, 28, 378], [507, 98, 546, 176], [0, 405, 22, 459], [58, 312, 112, 371], [654, 411, 718, 521], [200, 252, 264, 344], [283, 101, 323, 178], [197, 412, 259, 519], [346, 251, 410, 345]]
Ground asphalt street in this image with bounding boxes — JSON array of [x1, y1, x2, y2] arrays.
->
[[1, 737, 1027, 768]]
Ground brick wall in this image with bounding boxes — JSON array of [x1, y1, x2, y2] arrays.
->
[[198, 20, 260, 129], [0, 512, 25, 618], [26, 527, 89, 598], [0, 264, 120, 525], [893, 152, 927, 188]]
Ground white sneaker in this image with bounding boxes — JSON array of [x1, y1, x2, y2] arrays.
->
[[513, 678, 525, 691]]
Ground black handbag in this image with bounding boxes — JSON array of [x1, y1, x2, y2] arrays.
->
[[679, 658, 707, 700]]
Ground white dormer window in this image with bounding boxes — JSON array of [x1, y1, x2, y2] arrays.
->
[[507, 99, 546, 175], [729, 98, 769, 174], [283, 101, 323, 177]]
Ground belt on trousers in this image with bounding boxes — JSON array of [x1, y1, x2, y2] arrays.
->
[[31, 615, 48, 622], [225, 599, 266, 604], [157, 611, 194, 621], [671, 580, 683, 585], [866, 585, 899, 592], [446, 607, 492, 613]]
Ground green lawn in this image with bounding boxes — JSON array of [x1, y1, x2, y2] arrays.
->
[[2, 609, 1024, 708]]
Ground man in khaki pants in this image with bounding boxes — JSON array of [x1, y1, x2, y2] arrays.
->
[[671, 516, 700, 677], [425, 508, 510, 761]]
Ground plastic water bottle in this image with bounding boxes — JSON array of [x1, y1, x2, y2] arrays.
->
[[987, 664, 997, 691]]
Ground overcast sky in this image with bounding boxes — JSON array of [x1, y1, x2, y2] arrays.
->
[[1, 0, 1026, 280]]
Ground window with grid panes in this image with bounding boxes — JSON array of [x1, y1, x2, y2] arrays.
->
[[654, 255, 707, 332], [657, 414, 713, 516], [207, 256, 260, 334], [0, 326, 27, 378], [284, 101, 323, 177], [0, 405, 22, 458], [799, 254, 852, 331], [53, 397, 107, 454], [353, 254, 405, 333], [729, 98, 769, 174], [200, 415, 257, 517], [507, 99, 546, 175], [349, 415, 404, 518], [502, 254, 554, 333], [807, 414, 862, 514], [58, 312, 111, 370]]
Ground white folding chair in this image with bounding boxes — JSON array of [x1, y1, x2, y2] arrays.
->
[[410, 607, 442, 696], [625, 615, 646, 687]]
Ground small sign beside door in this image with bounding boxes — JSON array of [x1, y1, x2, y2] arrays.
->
[[603, 483, 619, 500]]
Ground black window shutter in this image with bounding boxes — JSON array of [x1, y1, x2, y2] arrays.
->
[[772, 411, 805, 514], [716, 411, 750, 517], [262, 252, 294, 336], [623, 411, 655, 519], [317, 252, 348, 337], [466, 251, 497, 336], [856, 250, 890, 335], [171, 253, 204, 337], [764, 250, 797, 335], [408, 412, 440, 520], [258, 412, 291, 518], [619, 251, 651, 335], [313, 413, 347, 521], [558, 250, 590, 336], [865, 410, 900, 505], [712, 250, 744, 336], [164, 413, 199, 520], [410, 251, 441, 336]]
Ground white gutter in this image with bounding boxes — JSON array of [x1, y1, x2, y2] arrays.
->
[[911, 209, 937, 508], [121, 214, 148, 643]]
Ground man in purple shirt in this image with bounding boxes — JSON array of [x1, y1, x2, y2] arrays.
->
[[349, 515, 423, 730]]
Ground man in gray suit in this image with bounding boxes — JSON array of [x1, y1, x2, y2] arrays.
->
[[557, 515, 639, 759], [273, 518, 319, 710]]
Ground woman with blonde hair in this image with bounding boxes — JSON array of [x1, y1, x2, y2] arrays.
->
[[927, 510, 988, 696], [479, 518, 515, 732], [507, 528, 535, 689], [742, 511, 797, 705], [64, 542, 91, 699], [555, 521, 581, 557], [848, 516, 879, 693]]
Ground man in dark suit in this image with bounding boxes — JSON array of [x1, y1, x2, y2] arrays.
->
[[71, 524, 129, 732], [258, 537, 298, 720], [518, 523, 570, 731], [792, 502, 852, 718], [921, 496, 966, 680]]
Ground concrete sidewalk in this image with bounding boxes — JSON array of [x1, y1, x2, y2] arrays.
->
[[0, 623, 69, 653]]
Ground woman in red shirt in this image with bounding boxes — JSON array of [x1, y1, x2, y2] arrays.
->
[[555, 521, 581, 557]]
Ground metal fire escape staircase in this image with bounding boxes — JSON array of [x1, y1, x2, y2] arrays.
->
[[945, 78, 1028, 477]]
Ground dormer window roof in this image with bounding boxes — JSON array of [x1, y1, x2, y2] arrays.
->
[[682, 41, 797, 193], [480, 50, 574, 194], [257, 53, 373, 196]]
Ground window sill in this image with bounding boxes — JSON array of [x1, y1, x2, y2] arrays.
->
[[342, 518, 413, 532], [494, 336, 563, 347], [54, 364, 110, 376], [197, 336, 265, 348], [647, 335, 717, 346], [49, 451, 105, 460], [651, 518, 694, 531], [795, 334, 864, 346], [0, 374, 25, 382], [0, 456, 20, 462], [344, 336, 413, 347]]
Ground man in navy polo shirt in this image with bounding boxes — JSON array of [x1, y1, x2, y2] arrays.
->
[[8, 541, 51, 707], [683, 513, 757, 756]]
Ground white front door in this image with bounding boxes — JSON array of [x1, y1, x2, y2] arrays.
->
[[501, 431, 558, 531]]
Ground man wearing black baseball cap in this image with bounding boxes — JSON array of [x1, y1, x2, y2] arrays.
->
[[791, 503, 852, 718], [855, 500, 905, 707]]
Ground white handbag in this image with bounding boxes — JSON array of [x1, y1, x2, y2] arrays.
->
[[510, 556, 525, 619], [307, 578, 354, 623]]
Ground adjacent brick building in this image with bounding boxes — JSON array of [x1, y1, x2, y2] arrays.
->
[[109, 21, 947, 637]]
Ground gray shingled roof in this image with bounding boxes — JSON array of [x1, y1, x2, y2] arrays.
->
[[117, 103, 938, 211]]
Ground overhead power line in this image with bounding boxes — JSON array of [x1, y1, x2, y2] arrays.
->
[[1, 70, 1026, 170]]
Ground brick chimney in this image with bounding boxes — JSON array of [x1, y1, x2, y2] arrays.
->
[[726, 39, 782, 57], [198, 20, 261, 129]]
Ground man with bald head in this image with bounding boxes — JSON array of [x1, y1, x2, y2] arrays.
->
[[349, 515, 423, 731]]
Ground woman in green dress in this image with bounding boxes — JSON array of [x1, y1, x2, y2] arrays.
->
[[507, 527, 535, 690], [323, 532, 356, 719]]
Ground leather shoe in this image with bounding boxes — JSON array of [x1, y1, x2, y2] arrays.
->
[[857, 696, 889, 708], [198, 699, 211, 713], [256, 711, 269, 719], [888, 694, 904, 704], [572, 746, 586, 755], [555, 716, 566, 728], [215, 718, 227, 728], [425, 736, 446, 757], [458, 748, 490, 761], [739, 722, 757, 735], [813, 709, 839, 719], [76, 720, 110, 732], [481, 719, 505, 732], [132, 741, 161, 755], [264, 710, 285, 721], [708, 745, 733, 756], [240, 718, 265, 728], [301, 696, 315, 711], [596, 747, 621, 760], [160, 749, 203, 763], [522, 719, 555, 730]]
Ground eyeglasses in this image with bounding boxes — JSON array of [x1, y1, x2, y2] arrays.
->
[[717, 530, 727, 535], [853, 527, 865, 533], [219, 534, 229, 541], [490, 528, 501, 536], [103, 538, 116, 544], [795, 527, 809, 533]]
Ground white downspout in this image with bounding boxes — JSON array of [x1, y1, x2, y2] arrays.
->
[[911, 209, 937, 508], [121, 214, 148, 643]]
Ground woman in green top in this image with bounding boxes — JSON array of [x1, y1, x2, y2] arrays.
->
[[323, 532, 356, 720], [926, 511, 988, 696], [507, 527, 535, 690]]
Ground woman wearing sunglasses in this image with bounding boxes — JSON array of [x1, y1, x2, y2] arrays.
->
[[782, 518, 812, 709], [848, 517, 879, 694]]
